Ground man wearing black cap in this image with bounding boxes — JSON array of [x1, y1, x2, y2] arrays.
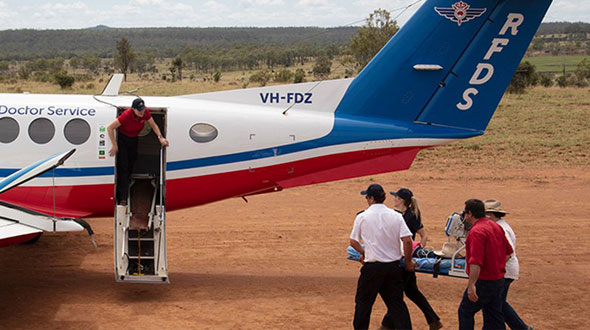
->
[[107, 97, 169, 205], [349, 183, 414, 330]]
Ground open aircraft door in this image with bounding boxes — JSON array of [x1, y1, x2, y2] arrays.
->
[[114, 107, 168, 283]]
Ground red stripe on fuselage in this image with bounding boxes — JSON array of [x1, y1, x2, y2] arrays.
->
[[0, 146, 426, 217]]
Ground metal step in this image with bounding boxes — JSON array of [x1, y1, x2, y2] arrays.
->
[[115, 203, 168, 284], [118, 274, 169, 283]]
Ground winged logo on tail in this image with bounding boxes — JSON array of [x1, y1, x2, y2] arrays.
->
[[435, 1, 487, 26]]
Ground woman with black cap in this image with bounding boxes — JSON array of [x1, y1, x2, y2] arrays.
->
[[107, 97, 169, 205], [390, 187, 442, 330]]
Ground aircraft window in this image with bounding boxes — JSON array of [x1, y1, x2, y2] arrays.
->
[[64, 119, 91, 145], [28, 118, 55, 144], [0, 117, 19, 143], [189, 123, 218, 143]]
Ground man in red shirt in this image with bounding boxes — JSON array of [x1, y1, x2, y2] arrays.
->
[[458, 199, 513, 330], [107, 98, 169, 205]]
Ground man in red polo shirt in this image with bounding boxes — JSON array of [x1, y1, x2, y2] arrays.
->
[[107, 98, 169, 205], [458, 199, 513, 330]]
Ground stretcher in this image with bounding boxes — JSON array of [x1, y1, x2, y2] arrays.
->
[[347, 212, 469, 279]]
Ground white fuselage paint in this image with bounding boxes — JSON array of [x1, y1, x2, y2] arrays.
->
[[0, 92, 453, 189]]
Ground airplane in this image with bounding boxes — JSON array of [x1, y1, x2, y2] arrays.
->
[[0, 0, 553, 282]]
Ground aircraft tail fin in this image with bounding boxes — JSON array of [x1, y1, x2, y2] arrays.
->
[[335, 0, 553, 131]]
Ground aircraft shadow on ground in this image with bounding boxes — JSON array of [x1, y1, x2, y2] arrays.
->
[[0, 238, 355, 328]]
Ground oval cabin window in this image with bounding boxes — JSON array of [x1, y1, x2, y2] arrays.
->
[[29, 118, 55, 144], [189, 123, 218, 143], [0, 117, 19, 143], [64, 119, 91, 145]]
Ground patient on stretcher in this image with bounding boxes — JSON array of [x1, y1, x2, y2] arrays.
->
[[347, 212, 469, 278]]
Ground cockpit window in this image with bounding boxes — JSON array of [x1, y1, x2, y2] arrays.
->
[[0, 117, 19, 143], [29, 118, 55, 144], [189, 123, 218, 143], [64, 119, 91, 145]]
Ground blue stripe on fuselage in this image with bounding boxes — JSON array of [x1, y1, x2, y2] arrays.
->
[[0, 117, 481, 178]]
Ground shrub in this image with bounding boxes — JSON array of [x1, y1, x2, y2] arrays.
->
[[249, 69, 272, 86], [556, 74, 569, 88], [539, 73, 554, 87], [294, 68, 305, 83], [274, 69, 293, 83], [507, 61, 537, 94], [33, 71, 53, 83], [18, 66, 31, 80], [54, 71, 75, 89], [313, 56, 332, 78]]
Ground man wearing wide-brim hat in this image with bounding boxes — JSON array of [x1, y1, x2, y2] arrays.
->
[[485, 200, 533, 330], [458, 199, 513, 330]]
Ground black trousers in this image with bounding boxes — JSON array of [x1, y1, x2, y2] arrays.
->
[[353, 261, 411, 330], [402, 271, 440, 324], [458, 279, 505, 330], [116, 133, 138, 203], [501, 279, 528, 329]]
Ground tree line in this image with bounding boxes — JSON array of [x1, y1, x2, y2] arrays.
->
[[1, 14, 588, 91], [0, 26, 357, 61], [0, 22, 583, 62], [537, 22, 590, 35]]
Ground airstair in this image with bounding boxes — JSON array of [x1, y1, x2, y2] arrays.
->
[[114, 108, 168, 283], [114, 174, 167, 283]]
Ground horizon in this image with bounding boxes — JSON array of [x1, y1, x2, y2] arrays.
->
[[0, 20, 587, 32], [0, 0, 587, 31]]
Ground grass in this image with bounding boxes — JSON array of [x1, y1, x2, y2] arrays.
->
[[523, 55, 588, 73], [414, 87, 590, 169], [0, 58, 352, 96]]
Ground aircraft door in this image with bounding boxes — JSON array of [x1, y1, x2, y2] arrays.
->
[[114, 107, 168, 283]]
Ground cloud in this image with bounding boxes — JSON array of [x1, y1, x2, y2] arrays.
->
[[170, 2, 195, 13], [350, 0, 425, 26], [0, 2, 9, 12], [294, 0, 350, 25], [239, 0, 284, 7], [28, 1, 96, 25], [298, 0, 330, 6], [545, 1, 590, 22], [0, 1, 15, 20], [203, 0, 229, 12], [131, 0, 164, 5], [0, 0, 587, 30], [39, 1, 88, 13]]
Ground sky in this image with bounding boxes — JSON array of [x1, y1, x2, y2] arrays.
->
[[0, 0, 587, 30]]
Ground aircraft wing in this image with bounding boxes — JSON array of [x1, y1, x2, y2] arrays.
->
[[0, 149, 76, 194], [0, 149, 96, 248], [0, 218, 42, 247]]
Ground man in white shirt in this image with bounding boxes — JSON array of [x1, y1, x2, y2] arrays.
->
[[485, 200, 532, 330], [350, 183, 414, 330]]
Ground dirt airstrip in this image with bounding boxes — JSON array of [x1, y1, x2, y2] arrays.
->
[[1, 167, 589, 329]]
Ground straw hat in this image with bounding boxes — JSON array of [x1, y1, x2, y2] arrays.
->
[[484, 199, 508, 215], [434, 242, 460, 258]]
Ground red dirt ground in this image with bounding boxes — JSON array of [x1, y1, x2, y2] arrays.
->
[[1, 167, 589, 329]]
